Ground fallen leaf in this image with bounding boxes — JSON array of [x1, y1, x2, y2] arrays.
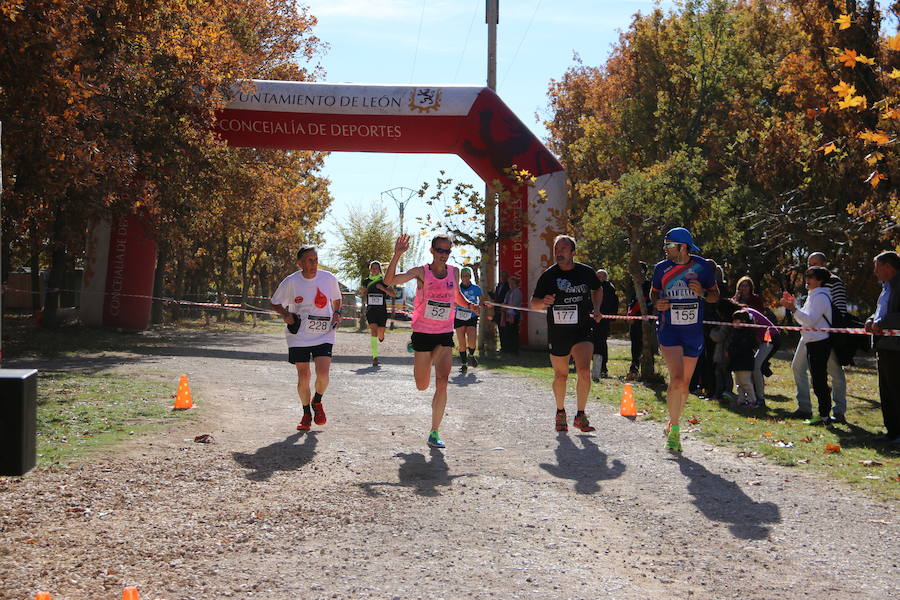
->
[[193, 434, 215, 444], [859, 460, 883, 467], [763, 432, 773, 437], [824, 443, 842, 454], [687, 417, 700, 424], [800, 436, 813, 443]]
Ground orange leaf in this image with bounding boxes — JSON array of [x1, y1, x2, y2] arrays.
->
[[887, 33, 900, 52], [824, 443, 842, 454], [835, 48, 858, 67], [834, 14, 852, 30], [865, 151, 884, 166], [865, 171, 886, 188], [858, 130, 891, 145], [817, 142, 837, 155], [687, 417, 700, 424], [831, 80, 855, 98], [856, 54, 875, 65]]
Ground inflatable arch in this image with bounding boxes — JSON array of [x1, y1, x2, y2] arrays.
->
[[83, 80, 568, 345]]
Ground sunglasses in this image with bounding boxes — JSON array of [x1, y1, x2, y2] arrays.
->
[[663, 242, 679, 249], [432, 247, 452, 255]]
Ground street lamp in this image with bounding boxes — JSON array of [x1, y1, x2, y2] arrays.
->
[[380, 186, 417, 239]]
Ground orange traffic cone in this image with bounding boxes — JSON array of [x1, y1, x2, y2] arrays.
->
[[122, 587, 140, 600], [763, 328, 772, 343], [620, 383, 637, 418], [172, 374, 193, 410], [35, 593, 52, 600]]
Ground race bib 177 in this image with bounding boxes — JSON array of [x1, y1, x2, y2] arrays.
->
[[552, 304, 578, 325]]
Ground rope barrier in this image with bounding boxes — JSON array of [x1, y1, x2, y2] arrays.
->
[[483, 301, 895, 337]]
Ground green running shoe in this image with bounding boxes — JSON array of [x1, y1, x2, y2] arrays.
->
[[427, 430, 445, 448], [665, 424, 682, 452]]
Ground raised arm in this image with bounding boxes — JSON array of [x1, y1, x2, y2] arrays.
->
[[384, 234, 423, 286]]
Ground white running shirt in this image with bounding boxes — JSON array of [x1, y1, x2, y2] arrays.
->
[[271, 269, 342, 347]]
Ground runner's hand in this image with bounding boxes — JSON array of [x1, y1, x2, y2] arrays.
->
[[542, 294, 555, 307], [655, 298, 670, 311], [688, 280, 703, 298], [592, 309, 603, 322], [394, 234, 410, 255], [282, 313, 294, 325]]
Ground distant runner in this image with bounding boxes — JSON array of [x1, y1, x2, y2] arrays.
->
[[364, 261, 397, 367], [384, 233, 473, 448], [454, 266, 483, 373], [530, 235, 603, 433], [270, 245, 343, 431], [651, 227, 719, 451]]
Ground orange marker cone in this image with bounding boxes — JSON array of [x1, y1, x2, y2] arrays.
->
[[122, 587, 140, 600], [620, 383, 637, 418], [172, 374, 193, 410], [763, 328, 772, 343], [35, 593, 52, 600]]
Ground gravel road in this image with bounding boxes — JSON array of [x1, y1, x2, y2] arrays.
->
[[1, 328, 897, 599]]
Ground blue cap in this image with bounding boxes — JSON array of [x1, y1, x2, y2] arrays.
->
[[665, 227, 701, 253]]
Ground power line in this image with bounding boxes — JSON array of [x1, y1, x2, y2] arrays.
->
[[501, 0, 543, 87], [409, 0, 427, 82], [453, 0, 481, 83]]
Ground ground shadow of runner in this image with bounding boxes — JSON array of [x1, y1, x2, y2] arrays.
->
[[539, 433, 625, 494], [675, 454, 780, 540], [231, 431, 319, 482], [450, 371, 481, 386], [357, 448, 469, 497]]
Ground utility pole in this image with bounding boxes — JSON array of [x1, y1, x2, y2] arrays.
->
[[481, 0, 499, 356], [381, 186, 417, 270]]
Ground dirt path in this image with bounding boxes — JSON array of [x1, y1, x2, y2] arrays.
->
[[1, 329, 897, 599]]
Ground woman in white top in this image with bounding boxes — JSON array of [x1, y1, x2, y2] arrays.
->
[[780, 266, 833, 425]]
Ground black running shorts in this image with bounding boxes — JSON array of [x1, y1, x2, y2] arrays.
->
[[410, 331, 455, 352], [288, 343, 333, 363]]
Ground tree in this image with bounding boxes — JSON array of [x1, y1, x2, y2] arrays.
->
[[333, 203, 397, 289]]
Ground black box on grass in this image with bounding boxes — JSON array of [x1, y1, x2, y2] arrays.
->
[[0, 369, 38, 476]]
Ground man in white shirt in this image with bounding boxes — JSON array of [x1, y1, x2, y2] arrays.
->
[[270, 245, 343, 431]]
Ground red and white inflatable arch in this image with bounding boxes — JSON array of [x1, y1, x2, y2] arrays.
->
[[84, 80, 567, 344]]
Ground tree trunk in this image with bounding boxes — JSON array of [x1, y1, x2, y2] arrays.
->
[[43, 206, 67, 329], [30, 223, 41, 317], [627, 224, 656, 379], [151, 239, 168, 325]]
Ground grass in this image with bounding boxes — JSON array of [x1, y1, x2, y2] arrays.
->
[[482, 339, 900, 502], [35, 372, 181, 467]]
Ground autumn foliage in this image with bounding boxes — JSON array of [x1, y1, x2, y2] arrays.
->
[[0, 1, 331, 325], [545, 0, 898, 317]]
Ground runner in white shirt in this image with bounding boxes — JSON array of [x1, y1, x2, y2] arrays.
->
[[270, 245, 343, 431]]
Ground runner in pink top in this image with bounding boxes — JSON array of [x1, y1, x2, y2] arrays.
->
[[412, 263, 459, 333], [385, 233, 475, 449]]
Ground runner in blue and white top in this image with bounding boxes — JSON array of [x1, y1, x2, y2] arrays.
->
[[454, 266, 483, 372], [650, 227, 720, 452]]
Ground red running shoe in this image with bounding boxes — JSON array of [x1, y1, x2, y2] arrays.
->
[[573, 413, 596, 432], [312, 401, 326, 426], [555, 411, 568, 432], [297, 413, 312, 431]]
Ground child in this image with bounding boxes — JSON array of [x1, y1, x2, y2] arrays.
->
[[729, 310, 760, 408]]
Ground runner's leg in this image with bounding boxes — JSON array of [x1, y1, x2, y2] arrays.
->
[[413, 350, 433, 391], [456, 326, 468, 369], [295, 362, 312, 407], [571, 341, 593, 412], [465, 326, 478, 365], [431, 345, 452, 431], [313, 356, 331, 395], [549, 354, 571, 411], [368, 323, 380, 359], [660, 344, 697, 426]]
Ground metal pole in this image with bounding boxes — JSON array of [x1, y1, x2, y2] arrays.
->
[[481, 1, 499, 356]]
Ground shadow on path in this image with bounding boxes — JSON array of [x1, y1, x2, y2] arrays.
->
[[232, 431, 319, 482], [675, 455, 780, 540], [357, 449, 469, 497], [539, 433, 626, 494]]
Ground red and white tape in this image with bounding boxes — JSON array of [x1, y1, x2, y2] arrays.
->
[[483, 301, 896, 337]]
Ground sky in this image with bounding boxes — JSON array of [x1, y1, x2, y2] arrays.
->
[[304, 0, 676, 273]]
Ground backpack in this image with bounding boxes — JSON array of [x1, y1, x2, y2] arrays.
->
[[824, 302, 869, 366]]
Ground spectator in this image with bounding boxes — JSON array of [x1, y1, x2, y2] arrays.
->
[[591, 269, 619, 381], [491, 270, 510, 352], [781, 266, 833, 425], [708, 319, 733, 402], [865, 251, 900, 444], [500, 275, 523, 355], [729, 309, 759, 407], [792, 252, 847, 422], [733, 276, 766, 312], [626, 261, 652, 380]]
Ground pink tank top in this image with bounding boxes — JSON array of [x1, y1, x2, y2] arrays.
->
[[412, 264, 458, 334]]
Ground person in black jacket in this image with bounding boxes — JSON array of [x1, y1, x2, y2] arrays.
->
[[729, 309, 760, 408], [591, 269, 619, 381], [866, 251, 900, 444]]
